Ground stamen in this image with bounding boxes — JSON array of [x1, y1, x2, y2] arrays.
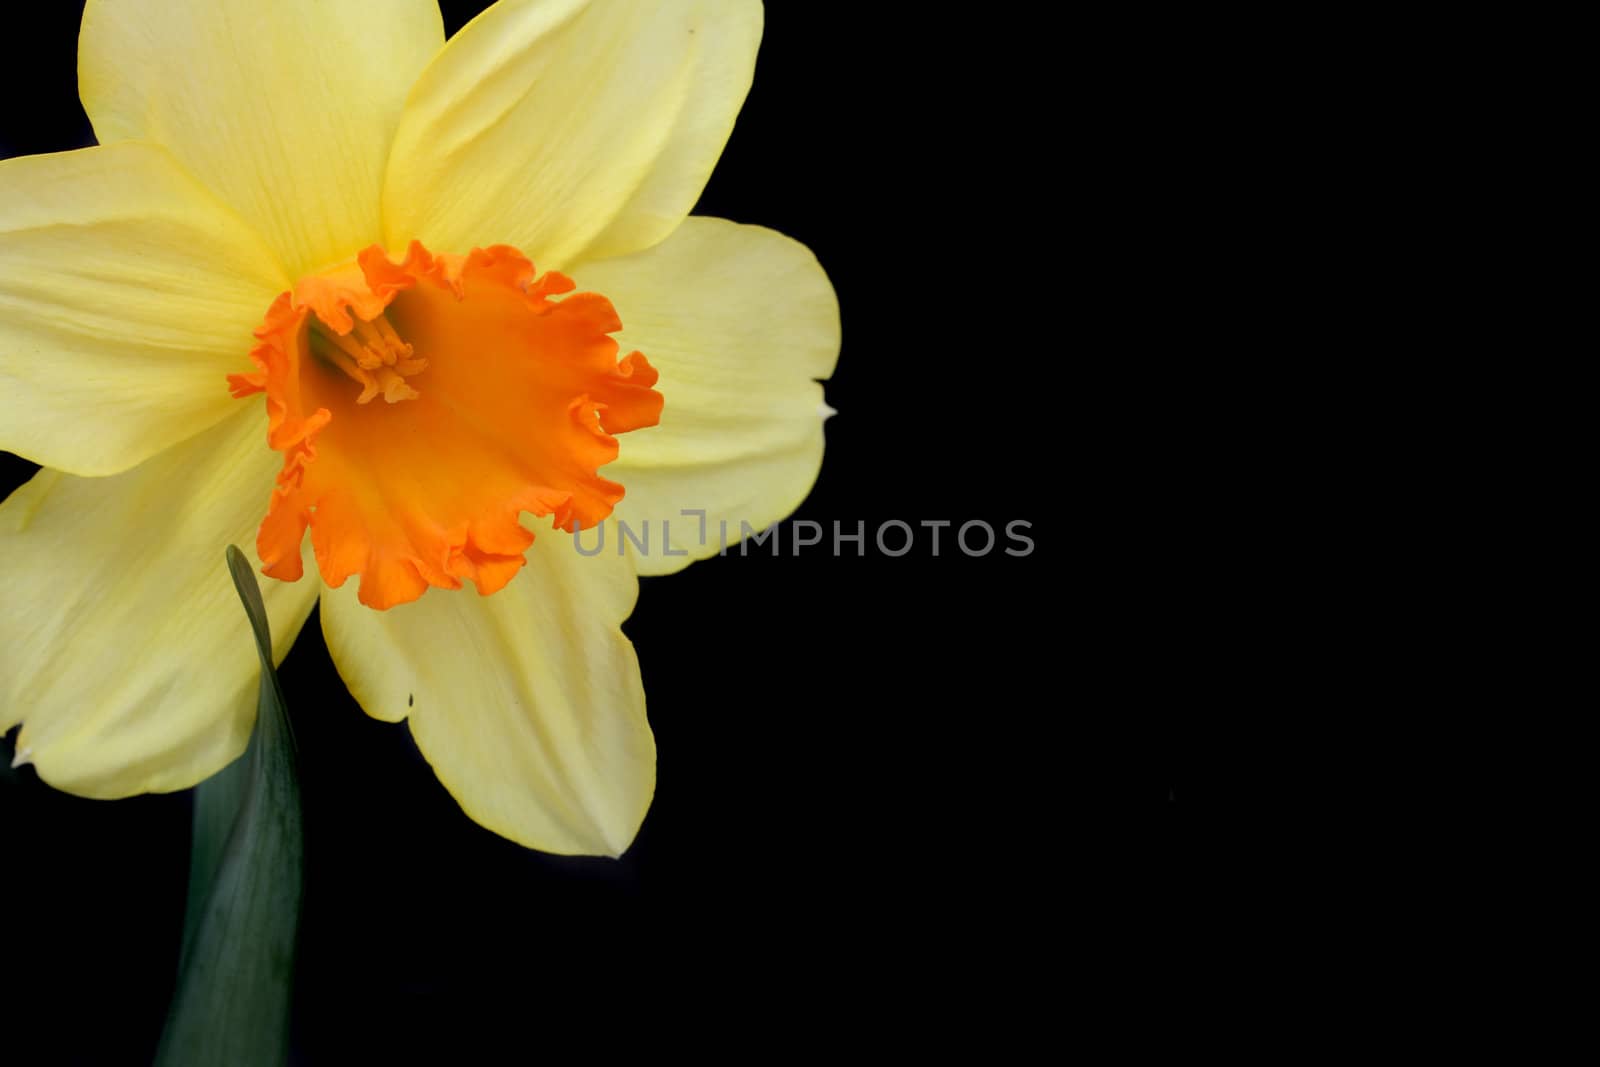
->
[[308, 311, 426, 405], [369, 315, 412, 358]]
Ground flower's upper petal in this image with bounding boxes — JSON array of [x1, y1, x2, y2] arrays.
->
[[576, 217, 839, 576], [0, 143, 289, 477], [79, 0, 444, 278], [384, 0, 762, 268], [0, 408, 320, 798], [321, 528, 653, 857]]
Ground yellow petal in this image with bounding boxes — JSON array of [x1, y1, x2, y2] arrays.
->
[[384, 0, 762, 267], [79, 0, 444, 278], [320, 529, 653, 857], [0, 143, 288, 476], [576, 217, 839, 575], [0, 409, 318, 797]]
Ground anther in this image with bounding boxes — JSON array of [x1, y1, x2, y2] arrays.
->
[[309, 311, 426, 404]]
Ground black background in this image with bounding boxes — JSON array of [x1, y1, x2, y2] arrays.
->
[[1, 2, 1099, 1059]]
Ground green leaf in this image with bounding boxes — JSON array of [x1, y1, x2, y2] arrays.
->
[[179, 736, 249, 958], [156, 546, 303, 1067]]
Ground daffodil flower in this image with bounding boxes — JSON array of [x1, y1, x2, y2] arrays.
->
[[0, 0, 838, 856]]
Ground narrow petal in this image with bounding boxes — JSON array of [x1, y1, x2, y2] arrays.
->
[[320, 530, 653, 857], [0, 143, 289, 476], [0, 409, 319, 798], [575, 217, 840, 575], [384, 0, 762, 268], [79, 0, 444, 277]]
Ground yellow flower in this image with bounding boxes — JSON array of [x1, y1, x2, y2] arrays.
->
[[0, 0, 838, 856]]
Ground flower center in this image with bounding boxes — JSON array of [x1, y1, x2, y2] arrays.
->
[[308, 310, 428, 404], [229, 241, 662, 610]]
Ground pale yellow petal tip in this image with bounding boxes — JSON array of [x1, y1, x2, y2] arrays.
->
[[10, 745, 33, 769], [820, 401, 838, 421]]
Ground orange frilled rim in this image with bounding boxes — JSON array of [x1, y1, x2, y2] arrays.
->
[[228, 241, 662, 610]]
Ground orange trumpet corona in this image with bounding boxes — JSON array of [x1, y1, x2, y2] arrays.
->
[[228, 241, 662, 610]]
